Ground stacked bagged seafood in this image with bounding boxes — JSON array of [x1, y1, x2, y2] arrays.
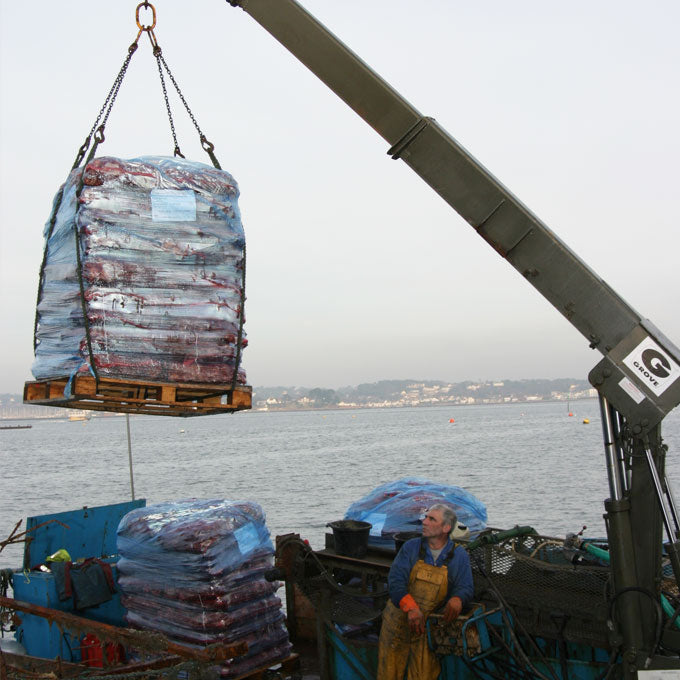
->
[[344, 477, 487, 547], [33, 156, 247, 385], [117, 499, 291, 677]]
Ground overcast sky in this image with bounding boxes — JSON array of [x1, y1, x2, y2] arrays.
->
[[1, 1, 679, 393]]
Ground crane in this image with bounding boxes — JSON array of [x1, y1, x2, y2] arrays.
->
[[225, 0, 680, 676]]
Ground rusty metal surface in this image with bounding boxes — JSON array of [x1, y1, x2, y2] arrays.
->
[[0, 650, 203, 680], [0, 519, 69, 557], [0, 596, 247, 663], [0, 651, 87, 679]]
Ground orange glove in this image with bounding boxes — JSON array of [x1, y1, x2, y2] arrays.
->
[[399, 594, 419, 613], [443, 596, 463, 622], [399, 594, 425, 635]]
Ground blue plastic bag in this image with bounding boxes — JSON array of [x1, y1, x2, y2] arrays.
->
[[344, 477, 487, 546]]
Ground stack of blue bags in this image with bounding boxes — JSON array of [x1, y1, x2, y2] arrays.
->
[[117, 499, 291, 677]]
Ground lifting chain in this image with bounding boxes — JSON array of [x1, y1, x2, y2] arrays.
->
[[73, 1, 221, 171]]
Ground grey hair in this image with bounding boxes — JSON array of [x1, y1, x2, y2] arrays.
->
[[427, 503, 457, 531]]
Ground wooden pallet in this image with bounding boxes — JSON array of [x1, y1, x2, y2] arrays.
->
[[232, 653, 300, 680], [24, 375, 252, 417]]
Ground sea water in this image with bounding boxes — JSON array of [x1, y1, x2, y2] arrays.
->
[[2, 399, 680, 569]]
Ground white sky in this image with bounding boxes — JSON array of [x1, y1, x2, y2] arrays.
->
[[1, 1, 679, 392]]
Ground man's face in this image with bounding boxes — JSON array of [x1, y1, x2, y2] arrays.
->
[[422, 508, 451, 539]]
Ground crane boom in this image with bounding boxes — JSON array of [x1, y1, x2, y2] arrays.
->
[[227, 0, 680, 434]]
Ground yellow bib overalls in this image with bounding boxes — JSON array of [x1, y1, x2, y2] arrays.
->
[[377, 558, 449, 680]]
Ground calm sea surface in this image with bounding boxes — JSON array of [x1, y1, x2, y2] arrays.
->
[[3, 399, 680, 568]]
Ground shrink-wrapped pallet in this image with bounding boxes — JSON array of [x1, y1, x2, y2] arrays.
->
[[33, 156, 247, 385], [117, 499, 291, 677], [344, 477, 488, 547]]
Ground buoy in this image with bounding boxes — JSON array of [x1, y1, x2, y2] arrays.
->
[[568, 412, 574, 417], [449, 418, 455, 423], [583, 418, 590, 424]]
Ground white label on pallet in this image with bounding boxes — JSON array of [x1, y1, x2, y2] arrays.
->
[[150, 189, 197, 222], [622, 337, 680, 397]]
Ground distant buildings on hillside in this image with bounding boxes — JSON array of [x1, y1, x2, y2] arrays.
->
[[252, 379, 597, 411], [0, 379, 597, 419]]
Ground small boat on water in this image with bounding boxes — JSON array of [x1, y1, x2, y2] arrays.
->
[[68, 412, 91, 422], [0, 424, 32, 430]]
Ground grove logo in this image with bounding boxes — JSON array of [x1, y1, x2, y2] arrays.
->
[[622, 337, 680, 397]]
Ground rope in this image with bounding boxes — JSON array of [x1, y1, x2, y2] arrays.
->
[[470, 551, 559, 680]]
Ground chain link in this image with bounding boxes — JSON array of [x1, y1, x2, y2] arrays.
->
[[156, 53, 213, 148], [74, 43, 139, 168], [99, 45, 138, 134], [154, 49, 184, 158]]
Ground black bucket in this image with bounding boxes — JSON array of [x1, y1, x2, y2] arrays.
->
[[394, 531, 422, 553], [327, 520, 372, 558]]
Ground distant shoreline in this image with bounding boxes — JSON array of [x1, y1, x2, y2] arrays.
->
[[0, 394, 596, 421], [250, 395, 595, 413]]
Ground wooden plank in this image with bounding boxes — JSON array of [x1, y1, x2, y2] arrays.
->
[[161, 385, 177, 402]]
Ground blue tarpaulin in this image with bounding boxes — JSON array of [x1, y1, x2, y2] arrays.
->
[[344, 477, 487, 547]]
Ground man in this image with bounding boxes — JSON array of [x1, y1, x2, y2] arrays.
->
[[377, 504, 473, 680]]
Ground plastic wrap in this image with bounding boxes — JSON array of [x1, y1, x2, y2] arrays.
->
[[119, 592, 283, 631], [117, 499, 290, 676], [124, 602, 284, 644], [116, 573, 278, 609], [344, 477, 487, 546], [117, 500, 273, 576], [117, 555, 275, 591], [33, 156, 247, 385]]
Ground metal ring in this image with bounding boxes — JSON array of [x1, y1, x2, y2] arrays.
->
[[135, 2, 156, 31]]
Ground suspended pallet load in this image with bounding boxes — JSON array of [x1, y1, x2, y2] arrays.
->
[[26, 4, 250, 417]]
